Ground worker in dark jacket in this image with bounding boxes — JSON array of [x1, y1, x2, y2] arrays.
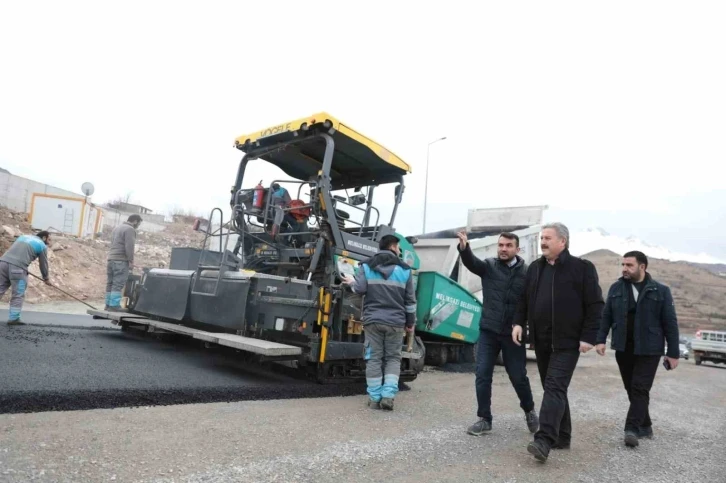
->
[[456, 231, 538, 436], [106, 215, 142, 312], [596, 251, 679, 448], [342, 234, 416, 411], [512, 222, 604, 463], [0, 231, 52, 325]]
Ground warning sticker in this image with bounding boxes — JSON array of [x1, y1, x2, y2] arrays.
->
[[456, 310, 474, 329]]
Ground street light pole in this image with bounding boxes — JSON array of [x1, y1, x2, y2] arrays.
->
[[423, 136, 446, 234]]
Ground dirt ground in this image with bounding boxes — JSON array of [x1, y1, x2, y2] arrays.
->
[[1, 351, 723, 483], [0, 207, 205, 305]]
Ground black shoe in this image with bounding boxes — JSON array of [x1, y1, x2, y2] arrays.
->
[[552, 440, 571, 450], [467, 418, 492, 436], [638, 426, 653, 439], [527, 440, 549, 462], [380, 398, 394, 410], [367, 399, 381, 410], [525, 410, 539, 433], [624, 430, 639, 447], [7, 319, 25, 326]]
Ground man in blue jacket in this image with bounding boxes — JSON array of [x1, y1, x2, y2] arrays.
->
[[342, 235, 416, 411], [0, 231, 52, 325], [596, 251, 680, 448]]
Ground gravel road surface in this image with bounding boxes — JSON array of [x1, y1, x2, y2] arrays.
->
[[1, 347, 723, 482], [0, 317, 365, 414]]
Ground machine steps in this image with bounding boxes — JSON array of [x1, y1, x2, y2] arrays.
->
[[87, 310, 303, 357]]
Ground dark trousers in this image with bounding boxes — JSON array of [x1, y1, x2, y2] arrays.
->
[[475, 329, 535, 422], [615, 351, 660, 432], [534, 348, 580, 448]]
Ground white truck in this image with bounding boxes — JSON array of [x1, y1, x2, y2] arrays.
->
[[690, 329, 726, 366]]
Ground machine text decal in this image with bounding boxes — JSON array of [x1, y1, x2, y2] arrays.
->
[[259, 123, 292, 138], [346, 239, 378, 254], [434, 293, 481, 313]]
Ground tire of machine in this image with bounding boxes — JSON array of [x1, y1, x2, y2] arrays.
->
[[410, 336, 426, 373], [427, 345, 448, 366], [461, 342, 476, 363]]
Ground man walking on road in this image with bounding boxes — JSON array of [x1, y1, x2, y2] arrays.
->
[[456, 231, 538, 436], [596, 251, 679, 448], [512, 222, 604, 462], [0, 231, 52, 325], [342, 234, 416, 411], [106, 215, 142, 312]]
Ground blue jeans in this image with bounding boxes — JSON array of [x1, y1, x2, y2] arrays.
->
[[475, 329, 535, 422]]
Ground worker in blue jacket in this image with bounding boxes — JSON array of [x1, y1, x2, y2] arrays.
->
[[0, 231, 52, 325], [342, 235, 416, 411]]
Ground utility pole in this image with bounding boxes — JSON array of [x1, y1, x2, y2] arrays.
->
[[423, 136, 446, 234]]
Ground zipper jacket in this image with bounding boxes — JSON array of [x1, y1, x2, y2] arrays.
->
[[513, 249, 604, 349]]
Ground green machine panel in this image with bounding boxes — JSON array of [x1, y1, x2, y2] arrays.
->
[[394, 233, 420, 270], [415, 271, 481, 343]]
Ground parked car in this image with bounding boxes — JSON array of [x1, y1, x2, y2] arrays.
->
[[679, 343, 689, 360]]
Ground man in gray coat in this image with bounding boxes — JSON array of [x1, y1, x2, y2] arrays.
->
[[106, 215, 142, 311], [342, 235, 416, 411]]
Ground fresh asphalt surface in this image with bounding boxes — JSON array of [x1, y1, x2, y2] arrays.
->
[[0, 312, 367, 414]]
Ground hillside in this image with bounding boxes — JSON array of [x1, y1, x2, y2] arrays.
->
[[581, 249, 726, 334], [687, 262, 726, 277]]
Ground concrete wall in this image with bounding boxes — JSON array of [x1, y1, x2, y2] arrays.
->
[[0, 172, 84, 213], [0, 171, 168, 235], [101, 206, 166, 225], [102, 208, 166, 233]]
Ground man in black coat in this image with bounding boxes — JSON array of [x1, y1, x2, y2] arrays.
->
[[596, 251, 679, 448], [457, 231, 538, 436], [512, 222, 604, 462]]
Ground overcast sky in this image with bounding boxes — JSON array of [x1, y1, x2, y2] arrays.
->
[[1, 1, 724, 258]]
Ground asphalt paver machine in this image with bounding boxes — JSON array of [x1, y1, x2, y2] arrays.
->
[[92, 113, 428, 383]]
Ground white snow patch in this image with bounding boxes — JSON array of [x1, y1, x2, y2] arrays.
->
[[569, 227, 726, 265]]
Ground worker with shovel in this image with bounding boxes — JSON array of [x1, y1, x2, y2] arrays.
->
[[0, 230, 52, 325]]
